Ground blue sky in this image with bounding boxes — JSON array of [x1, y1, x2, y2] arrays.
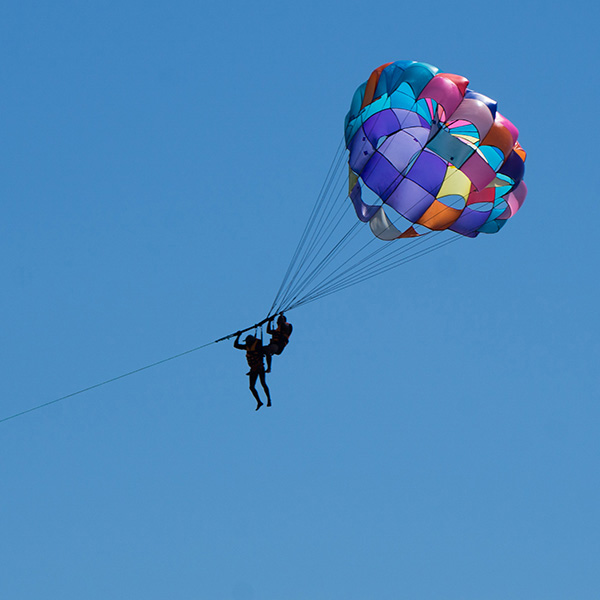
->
[[1, 1, 599, 599]]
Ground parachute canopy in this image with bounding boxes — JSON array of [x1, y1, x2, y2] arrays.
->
[[269, 61, 527, 314], [345, 61, 527, 240]]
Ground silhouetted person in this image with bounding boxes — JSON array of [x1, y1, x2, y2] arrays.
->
[[264, 314, 293, 373], [234, 333, 271, 410]]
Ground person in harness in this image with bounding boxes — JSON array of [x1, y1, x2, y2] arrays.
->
[[264, 314, 293, 373], [233, 332, 271, 411]]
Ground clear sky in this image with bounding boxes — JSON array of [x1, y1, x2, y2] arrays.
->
[[1, 1, 599, 599]]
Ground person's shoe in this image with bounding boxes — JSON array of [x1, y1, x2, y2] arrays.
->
[[267, 401, 272, 407], [255, 401, 263, 411]]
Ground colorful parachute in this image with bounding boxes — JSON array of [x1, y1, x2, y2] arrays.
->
[[269, 61, 528, 313], [345, 61, 527, 240]]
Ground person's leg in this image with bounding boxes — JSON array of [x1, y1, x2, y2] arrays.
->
[[264, 343, 279, 373], [259, 371, 271, 407], [249, 372, 263, 409]]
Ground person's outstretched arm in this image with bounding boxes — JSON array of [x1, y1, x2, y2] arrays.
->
[[233, 332, 244, 350]]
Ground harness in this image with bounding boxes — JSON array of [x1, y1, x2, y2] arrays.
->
[[246, 339, 264, 370], [271, 323, 292, 349]]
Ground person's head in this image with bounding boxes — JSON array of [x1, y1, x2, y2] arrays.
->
[[245, 334, 256, 345], [277, 314, 287, 326]]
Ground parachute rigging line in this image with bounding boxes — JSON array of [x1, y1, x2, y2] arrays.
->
[[285, 234, 462, 311], [269, 138, 348, 315], [0, 317, 275, 425]]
